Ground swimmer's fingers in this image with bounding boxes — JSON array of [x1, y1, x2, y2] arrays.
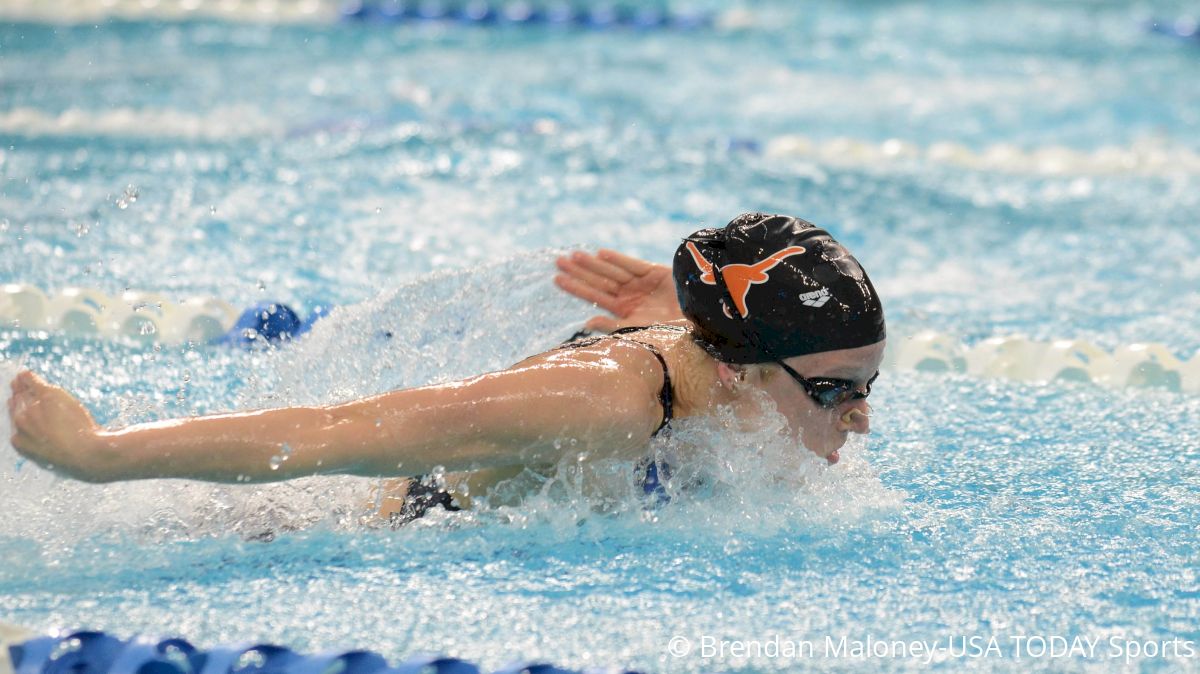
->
[[596, 249, 660, 278], [11, 369, 32, 395], [570, 250, 637, 284], [554, 272, 622, 315], [8, 376, 43, 440], [8, 385, 42, 460], [555, 254, 623, 295], [6, 372, 102, 476]]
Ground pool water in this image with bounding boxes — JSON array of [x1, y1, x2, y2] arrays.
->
[[1, 1, 1198, 671]]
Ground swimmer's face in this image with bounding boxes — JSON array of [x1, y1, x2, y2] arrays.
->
[[746, 340, 885, 465]]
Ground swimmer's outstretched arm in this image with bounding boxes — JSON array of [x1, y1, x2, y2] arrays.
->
[[7, 359, 662, 484], [554, 249, 682, 332]]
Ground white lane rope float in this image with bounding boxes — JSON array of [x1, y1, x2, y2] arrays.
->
[[2, 283, 1198, 393], [764, 135, 1200, 178], [2, 105, 1195, 179], [0, 0, 749, 30], [884, 330, 1199, 394]]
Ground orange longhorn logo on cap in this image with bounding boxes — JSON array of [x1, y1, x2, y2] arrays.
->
[[686, 241, 807, 318]]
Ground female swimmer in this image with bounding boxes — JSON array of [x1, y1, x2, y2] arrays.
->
[[7, 214, 886, 498]]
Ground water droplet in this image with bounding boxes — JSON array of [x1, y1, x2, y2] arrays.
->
[[269, 443, 294, 470], [116, 184, 139, 209], [209, 205, 217, 215], [375, 205, 383, 214], [182, 370, 192, 383], [375, 419, 382, 427], [257, 279, 267, 291], [74, 221, 90, 237], [50, 638, 84, 659], [139, 321, 157, 336], [235, 651, 267, 670]]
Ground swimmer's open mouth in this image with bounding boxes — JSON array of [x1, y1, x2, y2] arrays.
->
[[827, 449, 840, 465]]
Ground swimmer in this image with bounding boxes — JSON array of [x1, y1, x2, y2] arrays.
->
[[8, 214, 885, 506]]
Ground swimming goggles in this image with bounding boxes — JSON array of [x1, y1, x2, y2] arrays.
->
[[776, 364, 879, 409]]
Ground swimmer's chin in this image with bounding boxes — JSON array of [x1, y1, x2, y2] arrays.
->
[[800, 444, 841, 465], [809, 436, 847, 465]]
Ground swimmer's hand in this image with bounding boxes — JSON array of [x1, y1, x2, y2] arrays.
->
[[8, 370, 109, 482], [554, 249, 682, 332]]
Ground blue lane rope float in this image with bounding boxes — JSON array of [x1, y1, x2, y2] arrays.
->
[[5, 630, 643, 674], [214, 302, 333, 347], [338, 0, 713, 29]]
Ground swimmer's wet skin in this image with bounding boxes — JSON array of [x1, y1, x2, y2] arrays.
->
[[7, 213, 884, 502]]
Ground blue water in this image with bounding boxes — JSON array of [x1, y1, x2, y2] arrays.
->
[[1, 2, 1199, 672]]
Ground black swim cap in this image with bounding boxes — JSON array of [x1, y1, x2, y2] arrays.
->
[[672, 213, 886, 364]]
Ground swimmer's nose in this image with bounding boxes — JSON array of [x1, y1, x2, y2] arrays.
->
[[837, 401, 871, 434]]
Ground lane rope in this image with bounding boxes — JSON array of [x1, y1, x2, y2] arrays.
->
[[3, 627, 634, 674], [884, 330, 1199, 394], [0, 284, 328, 347], [0, 0, 736, 30], [763, 135, 1200, 177], [2, 283, 1197, 392]]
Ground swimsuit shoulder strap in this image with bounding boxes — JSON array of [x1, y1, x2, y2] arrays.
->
[[606, 326, 678, 435], [559, 325, 681, 435]]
